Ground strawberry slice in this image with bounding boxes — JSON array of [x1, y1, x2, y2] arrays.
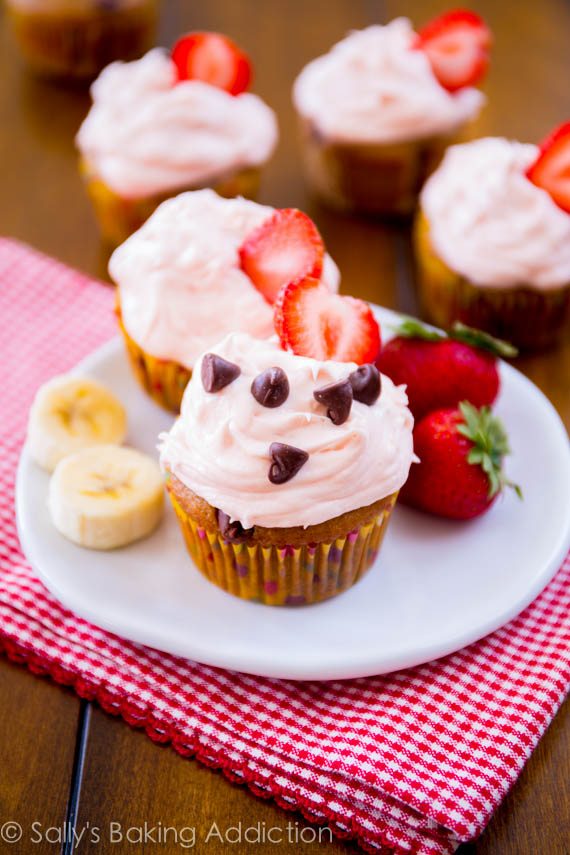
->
[[274, 276, 381, 364], [239, 209, 324, 305], [526, 122, 570, 214], [171, 32, 252, 95], [414, 9, 491, 92]]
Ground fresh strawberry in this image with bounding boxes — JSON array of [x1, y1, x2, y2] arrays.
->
[[239, 209, 324, 305], [274, 276, 381, 364], [414, 9, 491, 92], [526, 122, 570, 214], [377, 318, 517, 420], [401, 402, 520, 520], [171, 32, 252, 95]]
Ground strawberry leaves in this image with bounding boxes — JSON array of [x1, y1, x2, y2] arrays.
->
[[450, 323, 518, 358], [392, 317, 518, 358], [457, 402, 521, 498], [392, 317, 444, 343]]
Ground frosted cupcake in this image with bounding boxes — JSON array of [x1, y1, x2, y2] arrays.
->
[[109, 190, 340, 412], [159, 334, 415, 606], [6, 0, 159, 81], [292, 12, 490, 215], [415, 132, 570, 350], [76, 32, 278, 246]]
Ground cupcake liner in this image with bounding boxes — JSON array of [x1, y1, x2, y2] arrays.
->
[[414, 212, 570, 351], [80, 158, 262, 247], [6, 1, 159, 81], [117, 308, 191, 413], [297, 118, 464, 216], [168, 490, 398, 606]]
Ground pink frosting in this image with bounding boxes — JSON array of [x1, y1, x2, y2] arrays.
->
[[159, 333, 415, 529], [421, 137, 570, 289], [76, 49, 278, 198], [109, 190, 340, 369], [293, 19, 484, 144]]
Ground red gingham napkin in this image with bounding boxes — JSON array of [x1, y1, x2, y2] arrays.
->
[[1, 237, 569, 854]]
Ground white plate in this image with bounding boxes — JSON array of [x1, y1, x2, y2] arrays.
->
[[16, 307, 570, 680]]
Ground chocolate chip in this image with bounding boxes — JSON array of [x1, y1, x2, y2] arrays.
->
[[313, 379, 353, 425], [251, 367, 290, 408], [349, 364, 381, 405], [268, 442, 309, 484], [216, 509, 254, 544], [201, 353, 241, 393]]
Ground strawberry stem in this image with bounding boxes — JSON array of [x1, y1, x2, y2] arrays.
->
[[391, 316, 518, 358], [456, 401, 522, 499], [391, 316, 445, 342], [450, 323, 518, 358]]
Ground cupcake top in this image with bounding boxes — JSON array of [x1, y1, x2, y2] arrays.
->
[[292, 19, 484, 145], [159, 333, 415, 529], [76, 49, 278, 198], [420, 137, 570, 290], [109, 190, 340, 369]]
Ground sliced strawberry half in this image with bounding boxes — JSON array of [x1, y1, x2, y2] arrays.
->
[[274, 276, 381, 364], [414, 9, 491, 92], [171, 32, 252, 95], [526, 122, 570, 214], [239, 209, 324, 305]]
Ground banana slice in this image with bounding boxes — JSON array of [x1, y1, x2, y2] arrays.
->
[[28, 375, 127, 472], [49, 445, 164, 550]]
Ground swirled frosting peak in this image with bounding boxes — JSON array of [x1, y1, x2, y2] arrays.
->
[[76, 48, 278, 197], [159, 333, 415, 529], [421, 137, 570, 289], [292, 19, 484, 144], [109, 190, 340, 369]]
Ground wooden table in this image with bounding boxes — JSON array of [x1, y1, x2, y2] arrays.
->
[[1, 1, 568, 852]]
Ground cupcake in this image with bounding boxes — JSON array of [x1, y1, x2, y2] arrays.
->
[[109, 190, 340, 412], [415, 132, 570, 350], [159, 333, 415, 606], [76, 32, 278, 246], [292, 12, 490, 215], [5, 0, 159, 81]]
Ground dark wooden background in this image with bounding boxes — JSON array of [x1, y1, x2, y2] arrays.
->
[[0, 1, 568, 853]]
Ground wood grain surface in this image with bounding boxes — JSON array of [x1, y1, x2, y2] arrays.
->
[[0, 661, 81, 855], [0, 1, 568, 853]]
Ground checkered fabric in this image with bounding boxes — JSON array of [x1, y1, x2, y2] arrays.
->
[[0, 238, 569, 854]]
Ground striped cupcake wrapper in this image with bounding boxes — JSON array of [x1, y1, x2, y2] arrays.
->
[[414, 211, 570, 350], [80, 158, 262, 248], [117, 311, 191, 414], [169, 492, 398, 606]]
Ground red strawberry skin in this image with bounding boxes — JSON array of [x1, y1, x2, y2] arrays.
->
[[274, 276, 381, 364], [526, 122, 570, 214], [239, 209, 324, 305], [377, 337, 499, 420], [171, 32, 252, 95], [415, 9, 491, 93], [400, 408, 498, 520]]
